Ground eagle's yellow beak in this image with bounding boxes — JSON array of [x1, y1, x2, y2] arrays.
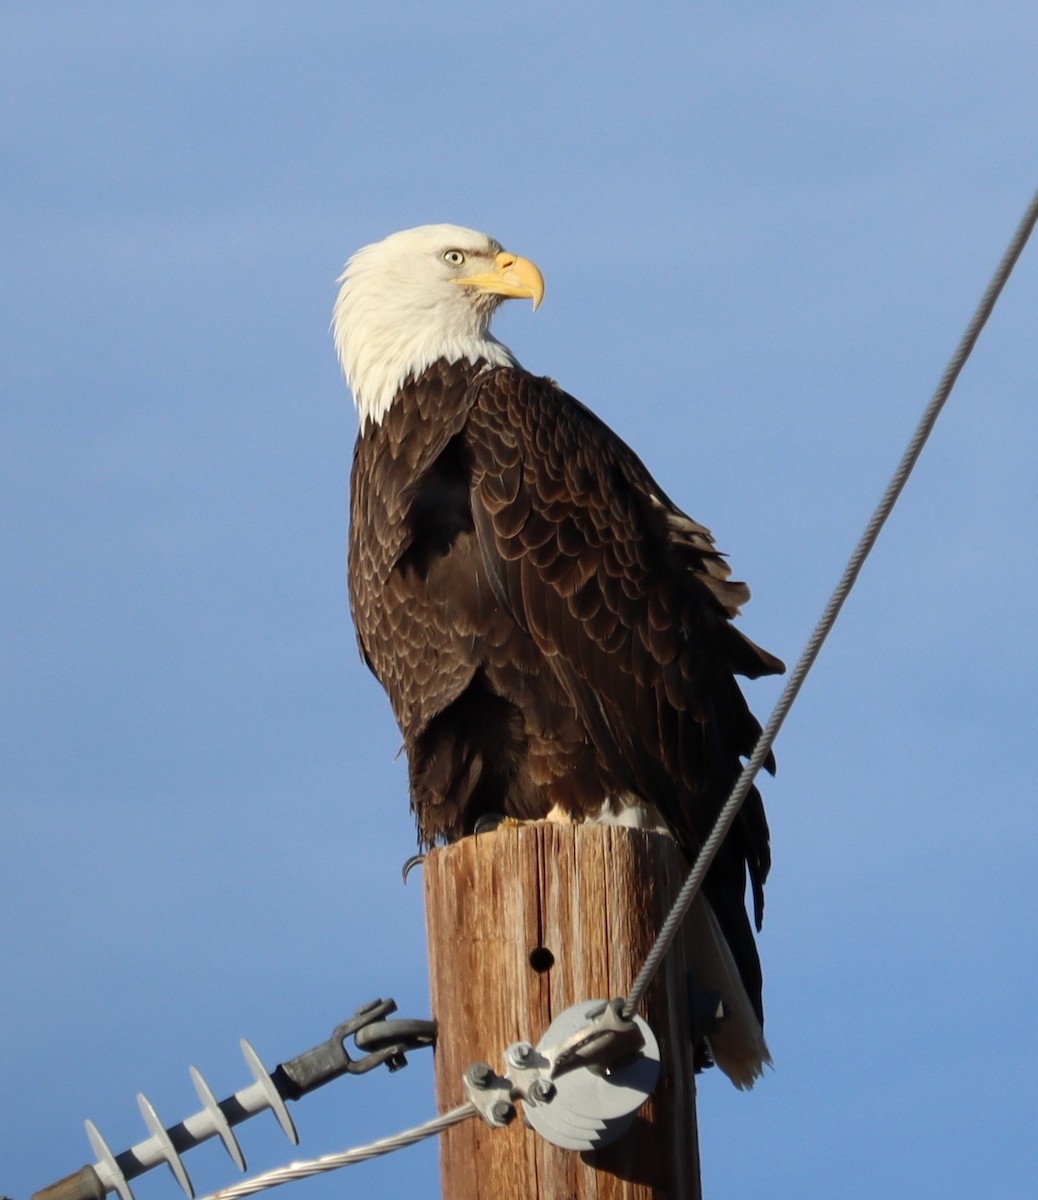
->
[[454, 251, 544, 310]]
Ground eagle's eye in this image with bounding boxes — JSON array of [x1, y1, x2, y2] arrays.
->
[[442, 249, 466, 266]]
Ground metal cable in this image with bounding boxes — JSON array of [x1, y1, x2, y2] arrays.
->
[[624, 185, 1038, 1020], [194, 1103, 477, 1200]]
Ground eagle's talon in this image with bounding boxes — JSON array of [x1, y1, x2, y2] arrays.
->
[[401, 853, 426, 883], [473, 812, 508, 835]]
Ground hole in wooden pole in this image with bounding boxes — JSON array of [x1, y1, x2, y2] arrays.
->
[[528, 946, 555, 974]]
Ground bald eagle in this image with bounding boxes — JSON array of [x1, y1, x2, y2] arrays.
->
[[334, 224, 783, 1087]]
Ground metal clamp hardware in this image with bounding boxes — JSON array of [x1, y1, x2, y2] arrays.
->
[[461, 1062, 515, 1127], [546, 998, 646, 1078], [464, 1000, 660, 1153], [278, 999, 436, 1094]]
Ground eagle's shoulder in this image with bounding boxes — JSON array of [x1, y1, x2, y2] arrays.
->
[[464, 367, 781, 656]]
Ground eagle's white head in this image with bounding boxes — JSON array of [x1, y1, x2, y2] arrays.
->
[[332, 224, 544, 430]]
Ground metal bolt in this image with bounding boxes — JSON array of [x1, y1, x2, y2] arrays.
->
[[527, 1078, 555, 1104], [490, 1100, 516, 1125], [465, 1062, 493, 1090], [506, 1041, 533, 1070]]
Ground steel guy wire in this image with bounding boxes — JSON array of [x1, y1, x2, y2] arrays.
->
[[194, 1103, 477, 1200], [623, 184, 1038, 1021]]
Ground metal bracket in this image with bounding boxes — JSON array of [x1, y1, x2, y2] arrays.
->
[[461, 1062, 516, 1127], [546, 998, 646, 1078], [277, 999, 436, 1094], [464, 999, 660, 1153]]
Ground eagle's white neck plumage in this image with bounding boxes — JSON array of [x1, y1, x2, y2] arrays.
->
[[332, 224, 521, 430]]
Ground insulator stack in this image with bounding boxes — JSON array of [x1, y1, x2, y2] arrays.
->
[[30, 1000, 436, 1200], [83, 1038, 296, 1200]]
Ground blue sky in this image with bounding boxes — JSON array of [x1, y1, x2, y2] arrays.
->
[[2, 4, 1036, 1197]]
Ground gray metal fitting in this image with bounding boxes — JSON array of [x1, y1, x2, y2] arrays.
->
[[505, 1041, 533, 1070], [462, 1061, 514, 1128], [490, 1100, 516, 1125], [465, 1062, 493, 1090], [526, 998, 661, 1152]]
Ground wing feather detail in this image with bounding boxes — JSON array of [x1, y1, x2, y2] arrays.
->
[[464, 367, 783, 989]]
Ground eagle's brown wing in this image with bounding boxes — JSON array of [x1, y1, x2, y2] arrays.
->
[[348, 362, 484, 747], [349, 360, 589, 843], [464, 367, 783, 1011]]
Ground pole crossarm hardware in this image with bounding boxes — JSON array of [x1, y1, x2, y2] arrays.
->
[[196, 999, 663, 1200], [29, 1000, 435, 1200], [79, 999, 660, 1200]]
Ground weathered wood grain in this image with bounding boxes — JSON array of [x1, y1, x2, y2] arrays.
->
[[425, 823, 701, 1199]]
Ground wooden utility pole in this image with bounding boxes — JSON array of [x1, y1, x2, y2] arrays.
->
[[424, 822, 702, 1199]]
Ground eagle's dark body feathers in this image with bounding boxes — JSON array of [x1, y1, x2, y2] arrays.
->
[[349, 357, 783, 1022]]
